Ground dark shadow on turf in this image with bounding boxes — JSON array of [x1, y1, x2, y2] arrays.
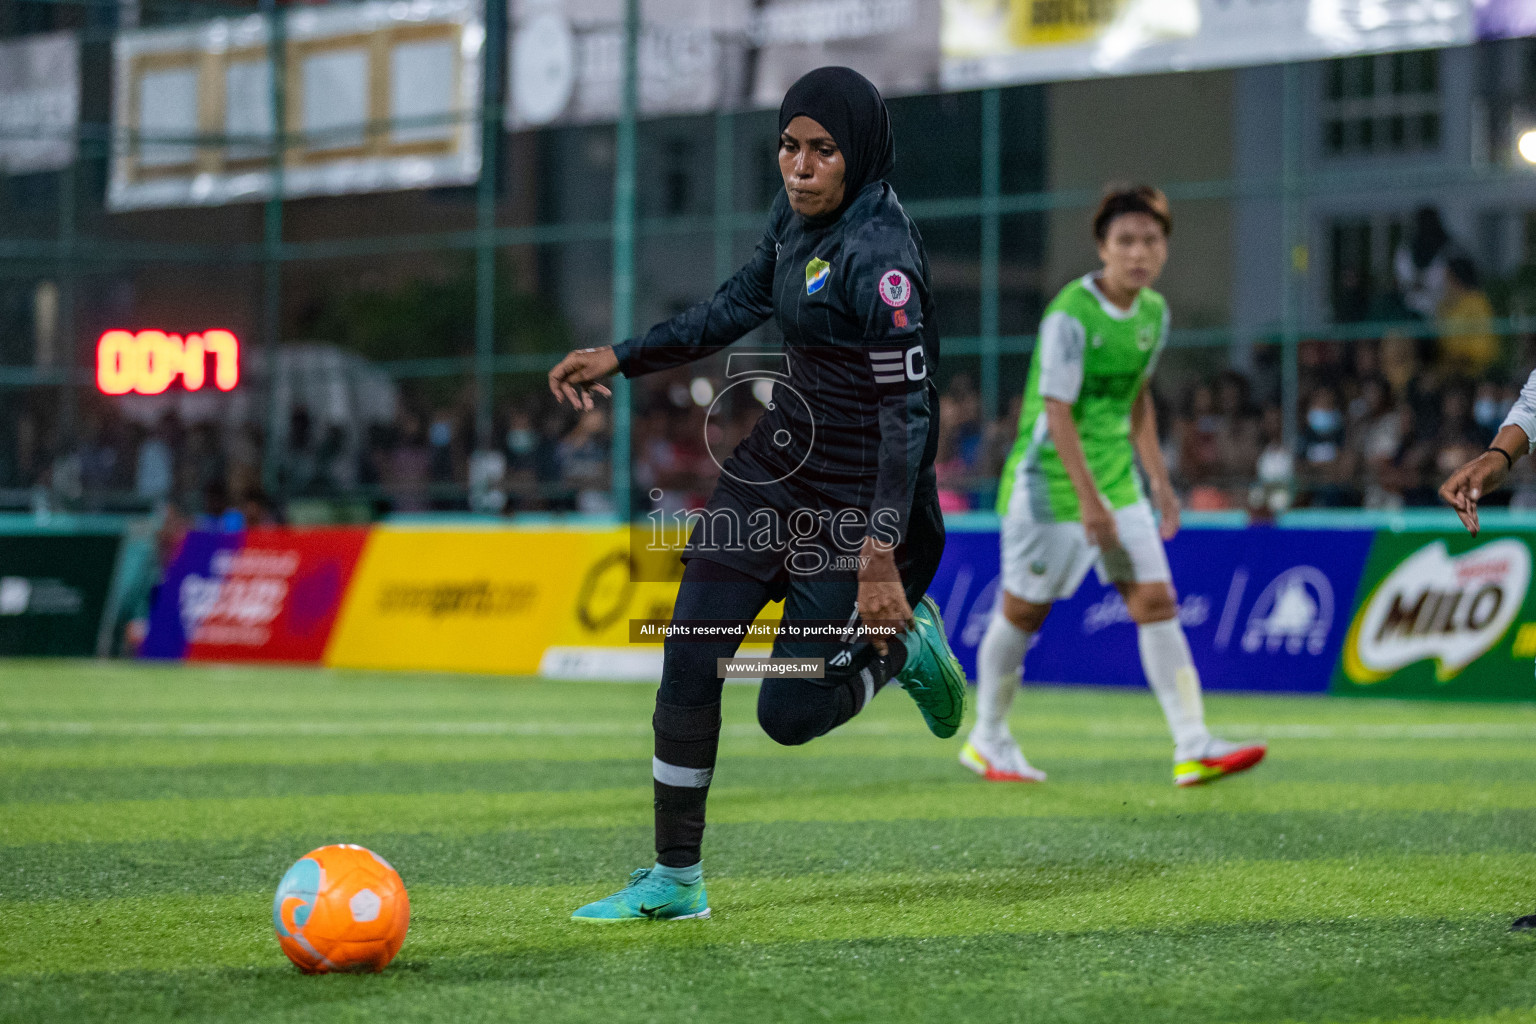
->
[[7, 918, 1536, 1024]]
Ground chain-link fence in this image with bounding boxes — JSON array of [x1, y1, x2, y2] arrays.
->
[[4, 3, 1536, 522]]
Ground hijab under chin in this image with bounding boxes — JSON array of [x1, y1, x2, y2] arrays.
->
[[778, 66, 895, 223]]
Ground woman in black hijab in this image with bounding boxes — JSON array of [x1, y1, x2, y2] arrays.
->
[[550, 66, 961, 922]]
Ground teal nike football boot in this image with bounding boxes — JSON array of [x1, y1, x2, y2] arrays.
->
[[894, 595, 966, 739], [571, 867, 710, 923]]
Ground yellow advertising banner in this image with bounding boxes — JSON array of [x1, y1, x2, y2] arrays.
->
[[324, 525, 684, 675], [1007, 0, 1123, 47]]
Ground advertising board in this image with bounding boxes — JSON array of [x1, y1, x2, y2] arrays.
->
[[0, 532, 123, 656], [505, 0, 938, 128], [124, 521, 1536, 698], [324, 525, 682, 674], [931, 524, 1376, 693], [0, 32, 79, 175], [110, 0, 484, 210], [1332, 530, 1536, 700], [141, 527, 369, 662], [942, 0, 1476, 89]]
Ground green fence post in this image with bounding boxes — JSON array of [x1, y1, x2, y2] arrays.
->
[[260, 0, 287, 498], [714, 108, 735, 286], [57, 106, 78, 448], [980, 87, 1002, 422], [609, 0, 638, 521], [1280, 61, 1303, 458], [474, 0, 506, 450]]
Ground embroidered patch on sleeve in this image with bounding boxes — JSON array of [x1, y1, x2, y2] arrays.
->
[[878, 269, 911, 307]]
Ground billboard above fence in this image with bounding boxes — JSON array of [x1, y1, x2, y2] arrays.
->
[[109, 0, 484, 210], [1476, 0, 1536, 40], [505, 0, 939, 128], [0, 32, 79, 176], [942, 0, 1477, 89], [94, 0, 1535, 187]]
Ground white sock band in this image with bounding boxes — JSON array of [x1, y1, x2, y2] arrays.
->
[[975, 609, 1033, 738], [1137, 617, 1208, 755]]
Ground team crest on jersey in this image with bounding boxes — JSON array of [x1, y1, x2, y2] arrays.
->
[[892, 309, 908, 328], [806, 258, 831, 294], [1136, 325, 1157, 351], [879, 269, 911, 307]]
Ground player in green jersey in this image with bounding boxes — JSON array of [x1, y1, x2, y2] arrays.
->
[[959, 185, 1267, 788]]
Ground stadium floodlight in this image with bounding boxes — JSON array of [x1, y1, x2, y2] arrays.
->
[[1519, 129, 1536, 165]]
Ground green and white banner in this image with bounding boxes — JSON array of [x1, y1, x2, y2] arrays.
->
[[1334, 530, 1536, 700]]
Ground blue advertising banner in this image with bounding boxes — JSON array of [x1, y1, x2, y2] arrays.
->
[[930, 525, 1376, 693], [140, 530, 244, 659]]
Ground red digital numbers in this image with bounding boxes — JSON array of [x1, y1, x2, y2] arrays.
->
[[96, 329, 240, 395]]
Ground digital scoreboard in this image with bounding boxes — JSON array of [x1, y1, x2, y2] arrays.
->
[[96, 329, 240, 395]]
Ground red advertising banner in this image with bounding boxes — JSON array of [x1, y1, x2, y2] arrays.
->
[[182, 527, 369, 663]]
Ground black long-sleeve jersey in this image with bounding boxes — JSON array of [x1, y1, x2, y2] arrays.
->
[[614, 181, 941, 581]]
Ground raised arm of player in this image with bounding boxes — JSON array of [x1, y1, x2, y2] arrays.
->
[[1131, 386, 1180, 540], [1439, 365, 1535, 535]]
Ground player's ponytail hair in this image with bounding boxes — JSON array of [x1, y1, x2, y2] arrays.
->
[[1093, 184, 1172, 240]]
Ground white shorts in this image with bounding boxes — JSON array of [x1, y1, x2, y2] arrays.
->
[[999, 499, 1172, 605]]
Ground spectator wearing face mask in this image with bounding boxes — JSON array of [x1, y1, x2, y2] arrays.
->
[[1473, 380, 1513, 443], [1299, 386, 1357, 506]]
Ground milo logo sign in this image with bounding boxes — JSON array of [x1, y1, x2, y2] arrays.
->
[[1342, 539, 1531, 685]]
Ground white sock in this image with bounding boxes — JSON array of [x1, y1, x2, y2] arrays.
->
[[974, 610, 1033, 740], [1137, 618, 1210, 759]]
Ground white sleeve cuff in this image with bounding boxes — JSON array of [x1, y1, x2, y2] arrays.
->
[[1500, 367, 1536, 454]]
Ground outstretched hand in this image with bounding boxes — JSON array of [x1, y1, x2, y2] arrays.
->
[[548, 347, 618, 410], [1439, 450, 1509, 537]]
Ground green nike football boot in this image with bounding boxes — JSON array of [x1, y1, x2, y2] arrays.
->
[[894, 595, 966, 739], [570, 867, 710, 923]]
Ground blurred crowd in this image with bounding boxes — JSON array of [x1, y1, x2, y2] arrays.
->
[[0, 395, 618, 523], [3, 208, 1533, 522], [931, 208, 1535, 515]]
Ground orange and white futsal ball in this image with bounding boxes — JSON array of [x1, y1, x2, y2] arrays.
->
[[272, 844, 410, 973]]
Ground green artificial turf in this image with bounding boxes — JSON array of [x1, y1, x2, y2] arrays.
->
[[3, 660, 1536, 1023]]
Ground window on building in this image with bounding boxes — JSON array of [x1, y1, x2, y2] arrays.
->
[[1322, 50, 1441, 157], [1328, 213, 1411, 321], [1522, 211, 1536, 263]]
